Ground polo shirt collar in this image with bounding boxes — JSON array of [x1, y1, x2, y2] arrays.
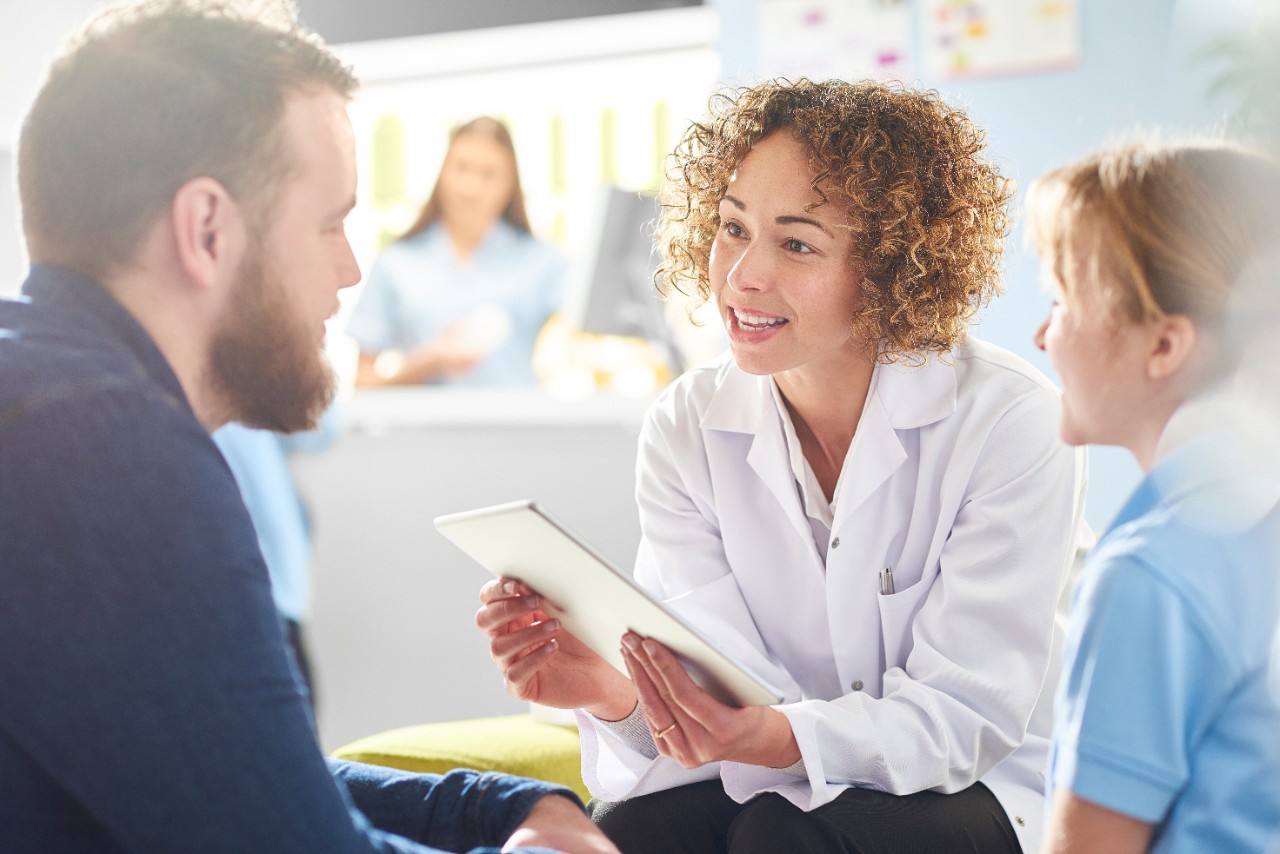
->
[[1112, 430, 1278, 538]]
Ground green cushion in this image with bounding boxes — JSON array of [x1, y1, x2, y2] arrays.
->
[[331, 713, 588, 803]]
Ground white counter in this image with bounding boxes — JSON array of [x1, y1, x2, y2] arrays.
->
[[292, 387, 650, 751]]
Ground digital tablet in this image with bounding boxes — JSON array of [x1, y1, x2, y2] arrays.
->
[[434, 499, 783, 707]]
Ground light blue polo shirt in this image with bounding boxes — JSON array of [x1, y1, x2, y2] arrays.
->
[[1048, 435, 1280, 852], [346, 220, 565, 387], [212, 407, 341, 622]]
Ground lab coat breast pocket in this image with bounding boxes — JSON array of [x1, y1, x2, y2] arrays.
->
[[875, 574, 933, 672]]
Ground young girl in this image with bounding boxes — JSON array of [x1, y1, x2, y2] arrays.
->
[[479, 79, 1090, 853], [1030, 140, 1280, 853]]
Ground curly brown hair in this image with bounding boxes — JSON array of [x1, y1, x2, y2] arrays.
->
[[656, 78, 1013, 363]]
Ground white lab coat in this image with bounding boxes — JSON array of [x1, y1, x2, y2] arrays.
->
[[577, 339, 1090, 854]]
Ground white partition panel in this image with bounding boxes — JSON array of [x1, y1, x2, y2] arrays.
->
[[292, 388, 649, 751]]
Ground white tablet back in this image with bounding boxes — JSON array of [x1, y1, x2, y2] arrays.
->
[[435, 499, 782, 707]]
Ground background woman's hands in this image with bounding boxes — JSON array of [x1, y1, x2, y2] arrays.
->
[[476, 578, 637, 720], [620, 631, 801, 770], [355, 314, 495, 386]]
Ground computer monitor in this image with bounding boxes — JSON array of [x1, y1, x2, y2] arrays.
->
[[567, 186, 685, 374]]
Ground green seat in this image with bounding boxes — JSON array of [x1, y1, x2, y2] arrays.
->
[[331, 713, 588, 803]]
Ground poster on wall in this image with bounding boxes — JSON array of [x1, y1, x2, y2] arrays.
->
[[758, 0, 911, 83], [923, 0, 1080, 79]]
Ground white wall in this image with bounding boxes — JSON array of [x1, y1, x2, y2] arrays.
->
[[0, 150, 19, 293], [0, 2, 107, 146], [0, 0, 112, 295]]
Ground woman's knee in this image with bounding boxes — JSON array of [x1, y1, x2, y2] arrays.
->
[[728, 786, 1020, 854], [727, 795, 833, 854], [590, 780, 741, 854]]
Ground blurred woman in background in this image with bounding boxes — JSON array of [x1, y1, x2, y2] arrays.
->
[[349, 116, 565, 386]]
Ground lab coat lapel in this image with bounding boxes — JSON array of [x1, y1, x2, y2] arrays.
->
[[831, 358, 957, 533], [832, 388, 906, 532], [745, 408, 815, 544], [701, 368, 814, 544]]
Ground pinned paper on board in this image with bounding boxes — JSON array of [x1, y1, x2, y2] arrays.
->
[[759, 0, 911, 83], [923, 0, 1080, 79]]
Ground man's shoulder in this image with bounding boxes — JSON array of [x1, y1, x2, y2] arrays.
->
[[0, 331, 169, 423], [0, 315, 196, 470], [1099, 486, 1276, 588], [0, 326, 242, 576]]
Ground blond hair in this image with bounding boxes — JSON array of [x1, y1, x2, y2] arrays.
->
[[1026, 140, 1280, 330]]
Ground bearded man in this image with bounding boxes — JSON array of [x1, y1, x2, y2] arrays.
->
[[0, 3, 617, 853]]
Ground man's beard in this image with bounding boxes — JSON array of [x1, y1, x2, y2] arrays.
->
[[209, 243, 335, 433]]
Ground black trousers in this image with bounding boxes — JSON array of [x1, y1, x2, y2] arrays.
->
[[589, 779, 1022, 854]]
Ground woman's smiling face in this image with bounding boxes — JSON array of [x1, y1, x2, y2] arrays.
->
[[708, 131, 867, 379]]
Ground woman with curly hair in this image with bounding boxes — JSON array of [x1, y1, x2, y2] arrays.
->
[[478, 78, 1089, 853]]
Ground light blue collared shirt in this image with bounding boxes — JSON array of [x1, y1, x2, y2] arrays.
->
[[346, 220, 565, 386], [212, 407, 341, 621], [1048, 434, 1280, 852]]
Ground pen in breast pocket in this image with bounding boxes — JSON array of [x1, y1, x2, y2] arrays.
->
[[879, 567, 895, 596]]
